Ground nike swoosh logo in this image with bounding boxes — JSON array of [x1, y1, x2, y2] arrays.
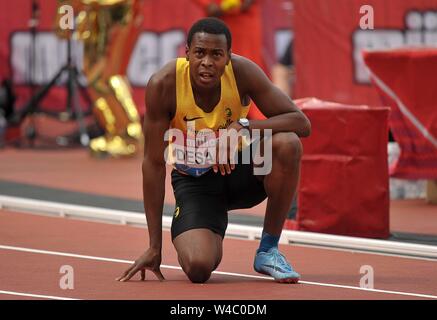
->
[[262, 264, 291, 274], [183, 116, 204, 122]]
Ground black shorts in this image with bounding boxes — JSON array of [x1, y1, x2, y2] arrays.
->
[[170, 158, 267, 240]]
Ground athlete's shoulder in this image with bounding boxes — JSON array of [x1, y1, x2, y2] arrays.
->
[[230, 54, 262, 76], [147, 59, 177, 91], [146, 59, 177, 117], [230, 54, 265, 95]]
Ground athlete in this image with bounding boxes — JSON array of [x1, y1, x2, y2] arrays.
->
[[116, 18, 311, 284]]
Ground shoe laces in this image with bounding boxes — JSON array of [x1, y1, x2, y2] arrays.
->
[[270, 248, 293, 272]]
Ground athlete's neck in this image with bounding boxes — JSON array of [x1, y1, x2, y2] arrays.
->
[[191, 81, 221, 112]]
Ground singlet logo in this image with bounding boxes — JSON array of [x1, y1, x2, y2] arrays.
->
[[183, 116, 204, 122], [225, 108, 232, 118]]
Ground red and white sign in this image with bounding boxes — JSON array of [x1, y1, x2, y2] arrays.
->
[[293, 0, 437, 106], [0, 0, 293, 116]]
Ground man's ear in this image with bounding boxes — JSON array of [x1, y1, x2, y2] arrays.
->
[[185, 45, 190, 61], [226, 50, 232, 65]]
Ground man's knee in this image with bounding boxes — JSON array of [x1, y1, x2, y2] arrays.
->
[[173, 229, 223, 283], [182, 256, 215, 283], [272, 132, 303, 163]]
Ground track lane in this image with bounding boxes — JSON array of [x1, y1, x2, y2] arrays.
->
[[1, 209, 436, 299]]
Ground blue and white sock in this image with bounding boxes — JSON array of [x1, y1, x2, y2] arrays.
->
[[258, 231, 280, 253]]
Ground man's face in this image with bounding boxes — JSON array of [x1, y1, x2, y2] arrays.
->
[[186, 32, 231, 90]]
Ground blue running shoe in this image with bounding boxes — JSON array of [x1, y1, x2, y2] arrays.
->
[[254, 247, 300, 283]]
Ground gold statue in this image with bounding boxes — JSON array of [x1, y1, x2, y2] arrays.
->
[[56, 0, 144, 157]]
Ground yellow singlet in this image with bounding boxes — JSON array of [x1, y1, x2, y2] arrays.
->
[[168, 58, 249, 177]]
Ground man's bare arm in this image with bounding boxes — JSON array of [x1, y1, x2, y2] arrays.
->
[[142, 74, 172, 250], [116, 65, 174, 282], [234, 56, 311, 137]]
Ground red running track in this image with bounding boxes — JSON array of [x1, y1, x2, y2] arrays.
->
[[0, 209, 437, 300]]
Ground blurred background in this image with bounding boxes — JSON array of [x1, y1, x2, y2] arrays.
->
[[1, 0, 436, 244]]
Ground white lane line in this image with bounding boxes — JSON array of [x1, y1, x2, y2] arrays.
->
[[298, 281, 437, 300], [292, 243, 437, 262], [2, 195, 437, 261], [0, 290, 79, 300], [1, 244, 437, 300], [0, 244, 133, 264]]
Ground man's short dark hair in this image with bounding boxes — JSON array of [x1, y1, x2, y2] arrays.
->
[[187, 18, 232, 50]]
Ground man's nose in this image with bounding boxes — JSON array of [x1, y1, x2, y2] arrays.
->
[[201, 55, 213, 67]]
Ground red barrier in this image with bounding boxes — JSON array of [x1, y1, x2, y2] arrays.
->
[[363, 48, 437, 180], [288, 98, 390, 239]]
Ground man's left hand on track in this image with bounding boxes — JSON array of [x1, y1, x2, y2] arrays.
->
[[116, 248, 165, 282]]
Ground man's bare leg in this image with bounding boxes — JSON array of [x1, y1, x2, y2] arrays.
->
[[258, 132, 302, 236], [252, 132, 302, 282], [173, 228, 223, 283]]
